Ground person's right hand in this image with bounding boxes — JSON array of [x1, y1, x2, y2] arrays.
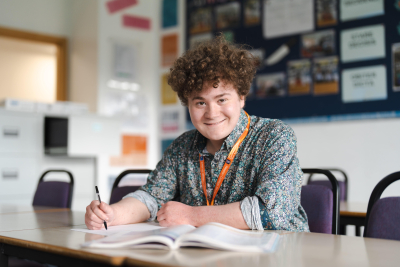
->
[[85, 200, 115, 230]]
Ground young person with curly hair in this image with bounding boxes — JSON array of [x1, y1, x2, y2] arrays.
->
[[85, 36, 309, 232]]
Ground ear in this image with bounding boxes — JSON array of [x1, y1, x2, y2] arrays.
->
[[240, 95, 245, 108]]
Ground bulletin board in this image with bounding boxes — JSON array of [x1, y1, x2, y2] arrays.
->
[[185, 0, 400, 123]]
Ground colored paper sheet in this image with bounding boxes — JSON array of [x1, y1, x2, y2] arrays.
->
[[340, 24, 385, 63], [161, 110, 180, 134], [161, 34, 178, 67], [161, 74, 178, 104], [123, 15, 151, 30], [161, 139, 175, 157], [110, 135, 147, 166], [342, 65, 387, 103], [263, 0, 314, 39], [106, 0, 137, 14], [340, 0, 384, 22], [162, 0, 178, 28]]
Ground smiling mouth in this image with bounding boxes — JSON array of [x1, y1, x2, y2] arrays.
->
[[204, 119, 226, 126]]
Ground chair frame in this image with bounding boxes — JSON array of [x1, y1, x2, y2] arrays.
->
[[33, 169, 74, 209], [307, 168, 348, 200], [302, 168, 340, 235], [110, 169, 152, 203], [363, 171, 400, 237]]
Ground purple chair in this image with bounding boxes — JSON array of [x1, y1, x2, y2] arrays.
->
[[109, 169, 151, 205], [364, 171, 400, 241], [307, 168, 348, 201], [32, 170, 74, 208], [301, 169, 340, 234]]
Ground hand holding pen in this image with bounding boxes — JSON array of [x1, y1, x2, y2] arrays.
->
[[95, 186, 108, 230]]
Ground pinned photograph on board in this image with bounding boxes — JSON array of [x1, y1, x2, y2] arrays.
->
[[189, 33, 213, 49], [256, 73, 286, 98], [222, 31, 235, 43], [301, 30, 335, 58], [313, 56, 339, 95], [215, 2, 241, 30], [288, 59, 311, 95], [244, 0, 261, 26], [190, 7, 212, 34], [393, 43, 400, 92], [316, 0, 337, 27], [161, 74, 178, 105]]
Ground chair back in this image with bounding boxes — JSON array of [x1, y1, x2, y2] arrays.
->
[[301, 185, 333, 234], [302, 168, 340, 234], [364, 171, 400, 240], [109, 169, 151, 205], [307, 168, 348, 201], [32, 170, 74, 208]]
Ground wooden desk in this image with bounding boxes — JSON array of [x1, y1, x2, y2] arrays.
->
[[1, 210, 400, 267], [340, 202, 368, 236], [0, 204, 69, 215]]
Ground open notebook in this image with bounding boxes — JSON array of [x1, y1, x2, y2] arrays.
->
[[81, 222, 279, 253]]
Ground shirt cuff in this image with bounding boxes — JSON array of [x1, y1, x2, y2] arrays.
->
[[123, 190, 158, 221], [240, 196, 264, 230]]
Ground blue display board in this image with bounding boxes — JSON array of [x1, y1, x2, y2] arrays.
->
[[185, 0, 400, 122]]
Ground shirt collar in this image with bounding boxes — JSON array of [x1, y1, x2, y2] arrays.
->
[[194, 109, 248, 154]]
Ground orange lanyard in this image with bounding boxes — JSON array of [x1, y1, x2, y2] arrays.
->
[[199, 112, 251, 206]]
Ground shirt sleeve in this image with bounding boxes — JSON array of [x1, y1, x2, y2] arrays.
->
[[254, 122, 305, 231], [240, 196, 264, 230], [123, 190, 158, 221]]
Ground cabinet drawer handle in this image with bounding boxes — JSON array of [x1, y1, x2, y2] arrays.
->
[[3, 127, 19, 137], [2, 169, 18, 179]]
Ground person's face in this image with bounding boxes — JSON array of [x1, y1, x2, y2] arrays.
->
[[188, 81, 245, 143]]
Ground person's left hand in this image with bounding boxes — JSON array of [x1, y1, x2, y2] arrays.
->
[[156, 201, 195, 227]]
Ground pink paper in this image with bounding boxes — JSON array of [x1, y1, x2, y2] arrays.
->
[[123, 14, 151, 30], [106, 0, 138, 14]]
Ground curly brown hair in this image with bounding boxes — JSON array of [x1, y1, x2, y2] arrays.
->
[[168, 35, 259, 106]]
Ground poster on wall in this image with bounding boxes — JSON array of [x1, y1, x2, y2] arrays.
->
[[189, 8, 212, 34], [244, 0, 261, 26], [301, 30, 335, 58], [316, 0, 337, 27], [340, 24, 385, 63], [104, 90, 148, 128], [255, 73, 286, 98], [162, 0, 178, 28], [288, 59, 311, 95], [313, 56, 339, 95], [161, 139, 175, 157], [263, 0, 314, 39], [161, 74, 178, 105], [110, 135, 147, 166], [215, 2, 241, 30], [340, 0, 384, 22], [161, 110, 180, 133], [161, 34, 178, 67], [112, 40, 141, 83], [393, 43, 400, 92], [342, 65, 387, 103]]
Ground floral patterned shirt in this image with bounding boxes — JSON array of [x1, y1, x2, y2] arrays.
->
[[127, 109, 309, 231]]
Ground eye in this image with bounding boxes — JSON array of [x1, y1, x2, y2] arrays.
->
[[219, 98, 227, 103], [196, 101, 206, 106]]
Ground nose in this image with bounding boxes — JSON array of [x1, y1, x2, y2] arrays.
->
[[205, 102, 220, 119]]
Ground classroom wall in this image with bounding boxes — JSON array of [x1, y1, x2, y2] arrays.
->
[[291, 118, 400, 202]]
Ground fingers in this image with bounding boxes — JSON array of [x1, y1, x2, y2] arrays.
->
[[85, 200, 109, 230]]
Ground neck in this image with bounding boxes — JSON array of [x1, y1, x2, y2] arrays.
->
[[206, 139, 224, 155]]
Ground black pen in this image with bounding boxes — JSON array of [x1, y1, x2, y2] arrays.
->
[[95, 186, 108, 230]]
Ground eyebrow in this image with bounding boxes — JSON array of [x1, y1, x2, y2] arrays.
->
[[191, 93, 230, 101]]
